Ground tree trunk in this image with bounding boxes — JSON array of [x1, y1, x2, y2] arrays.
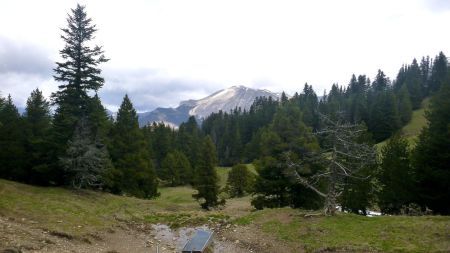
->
[[325, 153, 338, 216]]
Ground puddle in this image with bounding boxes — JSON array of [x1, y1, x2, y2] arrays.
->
[[151, 224, 244, 252]]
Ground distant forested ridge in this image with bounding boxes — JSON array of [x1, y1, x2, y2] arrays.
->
[[0, 4, 449, 214]]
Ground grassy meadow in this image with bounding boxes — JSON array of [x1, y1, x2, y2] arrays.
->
[[1, 163, 449, 252]]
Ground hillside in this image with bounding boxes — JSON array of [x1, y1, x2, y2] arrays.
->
[[377, 98, 429, 150], [1, 167, 449, 253], [138, 86, 280, 127]]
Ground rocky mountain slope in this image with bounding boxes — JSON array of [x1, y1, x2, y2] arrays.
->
[[138, 85, 279, 127]]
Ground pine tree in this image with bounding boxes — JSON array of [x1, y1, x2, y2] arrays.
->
[[227, 164, 253, 197], [429, 52, 448, 94], [193, 136, 221, 209], [87, 94, 112, 142], [23, 89, 53, 184], [51, 4, 108, 174], [372, 70, 390, 92], [0, 95, 26, 180], [109, 95, 158, 198], [177, 116, 202, 178], [60, 117, 113, 189], [405, 59, 423, 110], [413, 75, 450, 214], [378, 134, 415, 214], [397, 85, 413, 125], [174, 150, 192, 185], [368, 90, 401, 142], [252, 104, 322, 209], [161, 152, 179, 186]]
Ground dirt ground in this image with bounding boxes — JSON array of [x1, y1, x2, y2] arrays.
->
[[0, 215, 263, 253]]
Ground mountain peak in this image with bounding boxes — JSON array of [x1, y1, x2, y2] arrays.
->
[[138, 85, 279, 127]]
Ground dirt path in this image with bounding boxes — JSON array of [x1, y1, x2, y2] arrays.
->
[[0, 215, 255, 253]]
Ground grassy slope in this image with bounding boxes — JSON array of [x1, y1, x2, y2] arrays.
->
[[1, 164, 449, 252], [234, 208, 450, 253], [376, 98, 429, 150]]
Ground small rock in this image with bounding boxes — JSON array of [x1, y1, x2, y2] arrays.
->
[[235, 240, 239, 244]]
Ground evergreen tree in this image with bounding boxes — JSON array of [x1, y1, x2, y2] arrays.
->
[[397, 85, 413, 125], [368, 90, 401, 142], [109, 95, 158, 198], [87, 94, 112, 142], [404, 59, 423, 109], [23, 89, 53, 184], [413, 75, 450, 214], [429, 52, 448, 93], [372, 70, 390, 92], [177, 116, 202, 178], [51, 4, 108, 177], [60, 117, 113, 189], [160, 150, 191, 186], [0, 95, 26, 180], [378, 134, 415, 214], [252, 104, 322, 209], [193, 136, 221, 209], [174, 150, 192, 185], [226, 164, 253, 197]]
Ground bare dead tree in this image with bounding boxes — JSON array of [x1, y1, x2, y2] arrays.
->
[[283, 113, 376, 215]]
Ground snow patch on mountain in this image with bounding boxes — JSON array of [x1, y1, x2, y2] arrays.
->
[[138, 85, 280, 127]]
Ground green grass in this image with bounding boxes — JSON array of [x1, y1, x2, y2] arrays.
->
[[237, 208, 450, 253], [377, 98, 430, 151], [1, 168, 449, 253], [0, 179, 203, 235], [401, 99, 429, 145], [216, 167, 230, 187]]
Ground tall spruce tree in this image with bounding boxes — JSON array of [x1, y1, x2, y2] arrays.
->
[[378, 134, 415, 214], [193, 136, 221, 209], [160, 150, 191, 187], [252, 103, 322, 210], [109, 95, 158, 198], [429, 52, 448, 94], [23, 89, 53, 184], [413, 74, 450, 214], [51, 4, 108, 178], [0, 95, 26, 181], [227, 164, 253, 198], [60, 117, 113, 189], [397, 85, 413, 125]]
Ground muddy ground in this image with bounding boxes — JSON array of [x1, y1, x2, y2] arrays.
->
[[0, 214, 278, 253]]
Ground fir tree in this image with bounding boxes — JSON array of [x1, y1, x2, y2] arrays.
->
[[397, 85, 413, 125], [161, 153, 179, 186], [372, 70, 390, 92], [429, 52, 448, 93], [378, 134, 415, 214], [413, 75, 450, 214], [51, 4, 108, 174], [193, 136, 221, 209], [0, 95, 26, 180], [226, 164, 253, 197], [60, 117, 112, 189], [23, 89, 53, 184], [109, 95, 158, 198]]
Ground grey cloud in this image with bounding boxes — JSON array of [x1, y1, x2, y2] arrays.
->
[[0, 36, 53, 76], [99, 68, 219, 112], [0, 37, 56, 107]]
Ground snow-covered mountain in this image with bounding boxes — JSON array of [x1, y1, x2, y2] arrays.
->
[[138, 85, 280, 127]]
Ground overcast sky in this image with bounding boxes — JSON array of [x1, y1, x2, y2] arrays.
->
[[1, 0, 450, 112]]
